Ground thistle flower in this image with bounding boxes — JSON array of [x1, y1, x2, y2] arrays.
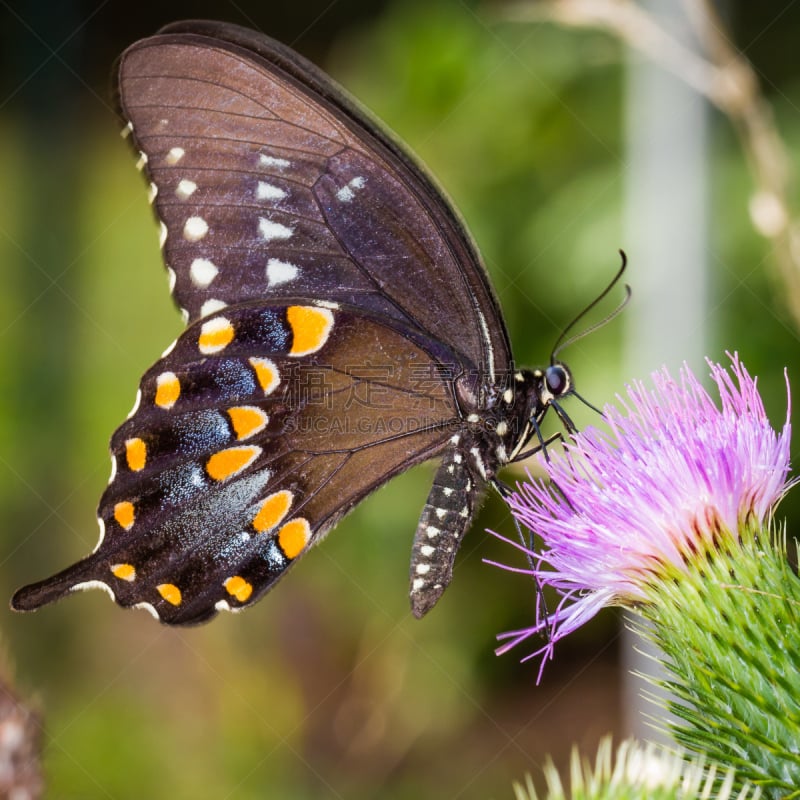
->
[[492, 355, 800, 794], [513, 738, 757, 800], [493, 355, 791, 670]]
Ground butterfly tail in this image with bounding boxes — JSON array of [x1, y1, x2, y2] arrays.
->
[[11, 554, 108, 613]]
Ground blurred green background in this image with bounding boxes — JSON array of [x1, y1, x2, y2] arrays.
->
[[1, 0, 799, 797]]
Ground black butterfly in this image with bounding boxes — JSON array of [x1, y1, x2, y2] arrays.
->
[[12, 20, 618, 625]]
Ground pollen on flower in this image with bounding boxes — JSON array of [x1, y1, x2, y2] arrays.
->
[[488, 354, 792, 680]]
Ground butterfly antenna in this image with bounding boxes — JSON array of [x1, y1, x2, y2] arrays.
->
[[571, 389, 604, 417], [551, 250, 631, 363]]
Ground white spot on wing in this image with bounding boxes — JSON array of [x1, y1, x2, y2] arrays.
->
[[421, 545, 435, 557], [93, 517, 106, 552], [426, 526, 440, 538], [121, 121, 133, 138], [259, 154, 290, 169], [257, 181, 287, 201], [176, 179, 197, 199], [190, 258, 219, 287], [314, 300, 340, 310], [147, 182, 158, 204], [132, 601, 160, 620], [412, 578, 425, 592], [159, 221, 168, 248], [200, 298, 227, 317], [108, 455, 117, 484], [336, 176, 366, 203], [258, 218, 293, 241], [216, 595, 246, 614], [161, 339, 178, 357], [336, 185, 354, 202], [266, 258, 298, 287], [127, 388, 142, 419], [72, 580, 116, 600], [166, 147, 185, 165], [416, 564, 431, 575], [166, 267, 177, 292], [135, 152, 148, 171], [183, 216, 208, 242]]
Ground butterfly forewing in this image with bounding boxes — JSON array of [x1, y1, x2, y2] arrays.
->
[[117, 23, 511, 383], [13, 302, 462, 623]]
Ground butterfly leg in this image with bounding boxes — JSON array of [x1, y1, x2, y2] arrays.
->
[[492, 477, 551, 631], [511, 429, 564, 464]]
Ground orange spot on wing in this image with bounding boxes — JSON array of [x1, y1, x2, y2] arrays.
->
[[198, 316, 234, 354], [206, 446, 261, 482], [224, 576, 253, 602], [113, 501, 135, 530], [227, 406, 268, 440], [277, 518, 311, 559], [125, 438, 147, 471], [287, 305, 333, 356], [157, 583, 182, 605], [155, 371, 181, 409], [253, 490, 293, 533], [249, 357, 279, 394], [111, 563, 136, 582]]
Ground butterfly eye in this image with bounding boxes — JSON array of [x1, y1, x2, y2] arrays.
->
[[545, 365, 569, 396]]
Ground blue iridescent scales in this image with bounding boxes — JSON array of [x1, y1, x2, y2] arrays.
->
[[12, 20, 575, 624]]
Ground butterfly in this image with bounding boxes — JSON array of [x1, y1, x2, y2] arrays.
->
[[12, 20, 620, 625]]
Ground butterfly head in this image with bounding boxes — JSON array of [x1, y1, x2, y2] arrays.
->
[[528, 362, 576, 432], [491, 364, 573, 465]]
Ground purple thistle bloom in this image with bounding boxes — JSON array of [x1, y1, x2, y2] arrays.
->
[[491, 355, 792, 679]]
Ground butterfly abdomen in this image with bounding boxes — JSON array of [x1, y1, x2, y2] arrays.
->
[[410, 436, 485, 618]]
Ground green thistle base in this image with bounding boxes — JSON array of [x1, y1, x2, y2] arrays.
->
[[640, 523, 800, 798]]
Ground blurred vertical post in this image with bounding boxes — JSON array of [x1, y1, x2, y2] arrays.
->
[[623, 0, 710, 738]]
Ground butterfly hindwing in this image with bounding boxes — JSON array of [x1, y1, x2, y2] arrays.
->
[[12, 302, 463, 623], [117, 22, 511, 383]]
